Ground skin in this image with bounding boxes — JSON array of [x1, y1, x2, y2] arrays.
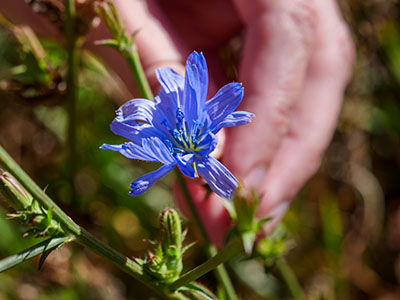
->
[[2, 0, 355, 246]]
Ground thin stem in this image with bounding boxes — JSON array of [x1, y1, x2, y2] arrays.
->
[[171, 239, 242, 290], [124, 46, 153, 100], [0, 236, 73, 272], [175, 169, 238, 300], [207, 245, 239, 300], [275, 258, 304, 300], [0, 145, 164, 297], [65, 0, 78, 203], [175, 169, 210, 244]]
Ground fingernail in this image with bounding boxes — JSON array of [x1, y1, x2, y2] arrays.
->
[[244, 166, 267, 189]]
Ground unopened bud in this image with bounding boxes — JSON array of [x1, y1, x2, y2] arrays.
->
[[161, 208, 183, 257], [0, 169, 32, 210]]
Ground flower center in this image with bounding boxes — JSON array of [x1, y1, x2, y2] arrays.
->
[[169, 108, 203, 154]]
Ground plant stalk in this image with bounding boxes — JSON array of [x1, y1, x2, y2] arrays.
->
[[171, 239, 242, 290], [275, 257, 304, 300], [65, 0, 78, 203], [123, 46, 153, 100], [0, 145, 164, 297]]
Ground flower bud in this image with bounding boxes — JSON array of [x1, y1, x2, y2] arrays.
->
[[161, 208, 183, 257], [0, 169, 33, 210]]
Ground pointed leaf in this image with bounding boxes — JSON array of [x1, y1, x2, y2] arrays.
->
[[38, 249, 52, 270], [0, 236, 71, 273], [178, 283, 217, 300]]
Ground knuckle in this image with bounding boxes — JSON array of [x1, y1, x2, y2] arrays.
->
[[287, 0, 318, 38], [269, 98, 292, 133], [323, 23, 356, 80], [268, 0, 317, 49]]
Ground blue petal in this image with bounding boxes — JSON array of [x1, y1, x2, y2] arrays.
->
[[205, 82, 243, 131], [176, 153, 196, 178], [196, 131, 218, 156], [129, 164, 175, 196], [110, 121, 165, 142], [195, 156, 238, 199], [155, 67, 184, 101], [116, 98, 156, 125], [183, 52, 208, 133], [141, 137, 176, 165], [155, 68, 184, 128], [110, 97, 173, 141], [102, 137, 176, 165], [101, 142, 154, 161], [100, 144, 122, 151], [211, 111, 255, 134]]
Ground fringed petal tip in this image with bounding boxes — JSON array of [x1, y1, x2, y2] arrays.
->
[[196, 156, 238, 200], [128, 164, 176, 197], [100, 144, 122, 151]]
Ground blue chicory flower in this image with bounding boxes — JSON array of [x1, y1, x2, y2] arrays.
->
[[101, 51, 254, 199]]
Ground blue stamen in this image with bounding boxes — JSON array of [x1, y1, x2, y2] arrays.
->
[[164, 139, 174, 154], [176, 108, 185, 131]]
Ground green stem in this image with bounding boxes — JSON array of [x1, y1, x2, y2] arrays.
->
[[123, 47, 153, 100], [275, 258, 304, 299], [65, 0, 79, 203], [0, 145, 164, 297], [0, 236, 73, 273], [175, 169, 239, 300], [171, 239, 242, 290], [175, 169, 210, 244]]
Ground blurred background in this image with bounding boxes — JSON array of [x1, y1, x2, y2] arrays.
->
[[0, 0, 399, 299]]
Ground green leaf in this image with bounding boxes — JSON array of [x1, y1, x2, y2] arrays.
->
[[38, 248, 52, 270], [0, 236, 72, 272]]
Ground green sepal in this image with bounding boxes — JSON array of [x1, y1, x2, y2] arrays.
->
[[6, 199, 63, 238], [242, 231, 256, 255], [225, 186, 270, 254], [0, 169, 33, 210]]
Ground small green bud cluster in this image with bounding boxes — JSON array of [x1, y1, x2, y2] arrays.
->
[[0, 170, 63, 238], [256, 225, 292, 268], [138, 209, 194, 286], [225, 185, 270, 254], [95, 1, 137, 55]]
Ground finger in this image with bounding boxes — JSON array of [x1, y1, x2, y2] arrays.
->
[[257, 0, 355, 230], [226, 0, 317, 179]]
